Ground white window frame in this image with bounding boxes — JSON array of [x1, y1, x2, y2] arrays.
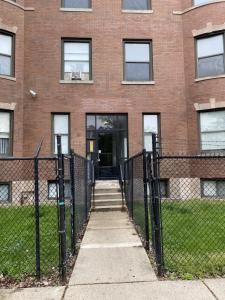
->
[[0, 111, 12, 156], [143, 114, 159, 152], [199, 110, 225, 151], [0, 31, 14, 77], [52, 114, 70, 154]]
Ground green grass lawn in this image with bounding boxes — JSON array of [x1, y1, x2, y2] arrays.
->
[[0, 205, 58, 279], [133, 199, 225, 279]]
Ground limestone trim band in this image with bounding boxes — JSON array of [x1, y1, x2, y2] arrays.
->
[[59, 8, 92, 12], [192, 22, 225, 37], [0, 18, 17, 33], [1, 0, 35, 11], [122, 9, 153, 14], [173, 0, 225, 15], [121, 81, 155, 85], [195, 74, 225, 82], [194, 98, 225, 111], [0, 102, 16, 110]]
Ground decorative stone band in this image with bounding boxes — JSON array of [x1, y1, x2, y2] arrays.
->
[[1, 0, 34, 11], [192, 22, 225, 37], [0, 18, 17, 33], [194, 98, 225, 111], [0, 102, 17, 111], [173, 0, 225, 15]]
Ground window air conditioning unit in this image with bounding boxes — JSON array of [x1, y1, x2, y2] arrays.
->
[[71, 72, 82, 81]]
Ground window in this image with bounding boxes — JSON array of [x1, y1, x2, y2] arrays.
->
[[200, 110, 225, 150], [196, 34, 225, 78], [0, 111, 12, 156], [193, 0, 211, 5], [124, 41, 152, 81], [0, 183, 10, 202], [160, 180, 169, 198], [62, 0, 91, 8], [48, 181, 71, 200], [201, 179, 225, 198], [62, 39, 91, 81], [123, 0, 150, 10], [143, 114, 159, 151], [52, 114, 70, 154], [0, 31, 14, 77]]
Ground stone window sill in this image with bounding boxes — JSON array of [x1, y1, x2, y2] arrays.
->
[[60, 80, 94, 84], [195, 74, 225, 82], [121, 81, 155, 85], [2, 0, 34, 11], [122, 9, 153, 14], [173, 0, 225, 15], [59, 8, 92, 12], [0, 75, 16, 82]]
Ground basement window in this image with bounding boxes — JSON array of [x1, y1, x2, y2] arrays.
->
[[201, 179, 225, 198], [0, 183, 11, 202]]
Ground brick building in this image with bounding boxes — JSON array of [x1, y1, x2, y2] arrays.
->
[[1, 0, 225, 181]]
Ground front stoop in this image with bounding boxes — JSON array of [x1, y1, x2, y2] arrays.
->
[[92, 180, 125, 212]]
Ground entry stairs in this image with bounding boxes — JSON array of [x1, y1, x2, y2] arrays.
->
[[92, 180, 124, 212]]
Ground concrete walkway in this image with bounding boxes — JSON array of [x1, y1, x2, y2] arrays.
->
[[1, 210, 225, 300]]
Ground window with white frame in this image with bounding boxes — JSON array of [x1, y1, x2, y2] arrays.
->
[[200, 110, 225, 150], [63, 40, 91, 81], [124, 41, 152, 81], [194, 0, 211, 5], [201, 179, 225, 198], [0, 183, 10, 202], [48, 181, 71, 199], [0, 32, 14, 77], [0, 111, 12, 156], [197, 34, 225, 78], [143, 114, 159, 152], [62, 0, 91, 8], [53, 114, 69, 154], [123, 0, 150, 10]]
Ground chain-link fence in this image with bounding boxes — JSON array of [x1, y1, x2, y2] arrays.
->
[[122, 134, 225, 279], [0, 138, 94, 283]]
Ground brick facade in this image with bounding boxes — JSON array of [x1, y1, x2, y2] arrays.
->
[[0, 0, 225, 157]]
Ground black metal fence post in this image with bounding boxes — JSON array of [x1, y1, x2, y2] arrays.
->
[[84, 160, 88, 221], [152, 133, 164, 276], [130, 159, 134, 219], [143, 149, 150, 250], [34, 156, 41, 279], [57, 135, 67, 283], [69, 150, 76, 255]]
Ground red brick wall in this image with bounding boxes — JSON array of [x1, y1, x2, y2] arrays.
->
[[1, 0, 225, 157]]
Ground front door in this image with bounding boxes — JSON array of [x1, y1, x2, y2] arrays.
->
[[86, 114, 128, 180], [97, 132, 117, 179]]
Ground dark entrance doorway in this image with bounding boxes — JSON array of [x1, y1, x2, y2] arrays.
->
[[86, 114, 128, 179]]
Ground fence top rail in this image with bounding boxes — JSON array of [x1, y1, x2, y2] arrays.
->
[[159, 154, 225, 159], [0, 156, 57, 161], [126, 150, 144, 162]]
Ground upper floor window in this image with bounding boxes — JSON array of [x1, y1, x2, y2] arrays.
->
[[0, 32, 14, 77], [193, 0, 211, 5], [0, 111, 12, 156], [124, 41, 152, 81], [196, 34, 225, 78], [62, 0, 91, 8], [143, 114, 159, 151], [52, 114, 70, 154], [200, 110, 225, 151], [123, 0, 150, 10], [62, 39, 91, 81]]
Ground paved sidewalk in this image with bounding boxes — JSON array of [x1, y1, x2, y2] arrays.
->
[[1, 210, 225, 300]]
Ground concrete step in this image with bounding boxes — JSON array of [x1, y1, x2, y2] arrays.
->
[[95, 188, 121, 194], [95, 193, 122, 200], [95, 180, 120, 190], [92, 205, 123, 212], [94, 199, 122, 207]]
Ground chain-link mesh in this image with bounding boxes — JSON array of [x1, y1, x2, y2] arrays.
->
[[0, 151, 93, 282], [124, 152, 149, 243], [159, 155, 225, 278]]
